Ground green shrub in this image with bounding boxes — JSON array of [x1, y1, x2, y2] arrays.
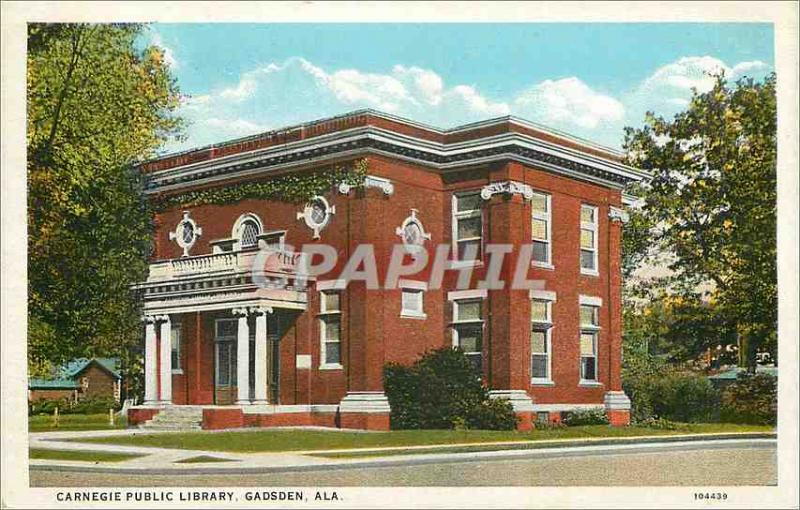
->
[[68, 397, 120, 415], [384, 348, 518, 430], [28, 398, 67, 416], [721, 373, 777, 425], [28, 397, 119, 416], [561, 408, 609, 426], [624, 367, 720, 423]]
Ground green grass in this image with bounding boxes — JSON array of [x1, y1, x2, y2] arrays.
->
[[68, 423, 774, 454], [29, 413, 126, 432], [174, 455, 236, 464], [29, 448, 142, 463]]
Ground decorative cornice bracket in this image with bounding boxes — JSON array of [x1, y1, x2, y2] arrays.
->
[[608, 206, 630, 224], [480, 180, 535, 201]]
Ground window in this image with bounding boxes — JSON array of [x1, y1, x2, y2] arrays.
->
[[536, 411, 550, 424], [233, 213, 263, 250], [401, 288, 425, 318], [580, 205, 598, 274], [453, 193, 483, 262], [531, 192, 552, 266], [240, 220, 260, 248], [171, 323, 182, 373], [579, 304, 600, 382], [531, 299, 553, 382], [319, 291, 342, 368], [452, 299, 483, 373]]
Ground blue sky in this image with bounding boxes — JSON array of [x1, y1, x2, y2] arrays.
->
[[145, 23, 774, 152]]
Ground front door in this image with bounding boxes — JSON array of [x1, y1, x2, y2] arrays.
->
[[214, 319, 238, 405]]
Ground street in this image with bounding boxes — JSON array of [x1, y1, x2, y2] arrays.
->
[[30, 443, 776, 487]]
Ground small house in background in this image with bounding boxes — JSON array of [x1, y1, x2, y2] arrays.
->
[[28, 358, 121, 403], [707, 365, 778, 390]]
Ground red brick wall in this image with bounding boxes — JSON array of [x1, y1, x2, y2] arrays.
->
[[78, 365, 117, 400], [29, 389, 76, 402], [152, 151, 623, 410]]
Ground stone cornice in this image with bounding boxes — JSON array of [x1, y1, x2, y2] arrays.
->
[[144, 126, 648, 195]]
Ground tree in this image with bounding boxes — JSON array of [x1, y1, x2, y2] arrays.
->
[[622, 73, 777, 371], [27, 23, 182, 374]]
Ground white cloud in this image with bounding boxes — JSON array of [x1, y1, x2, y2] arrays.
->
[[162, 54, 772, 153], [514, 77, 624, 129], [149, 30, 178, 70]]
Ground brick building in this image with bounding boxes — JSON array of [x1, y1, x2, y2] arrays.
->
[[29, 358, 122, 404], [127, 110, 647, 431]]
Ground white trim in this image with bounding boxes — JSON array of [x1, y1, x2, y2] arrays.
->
[[530, 298, 553, 383], [319, 363, 344, 371], [480, 180, 534, 200], [452, 191, 483, 264], [398, 279, 428, 291], [530, 289, 557, 302], [297, 195, 335, 239], [447, 288, 488, 301], [579, 295, 603, 307], [338, 392, 391, 414], [231, 212, 264, 250], [531, 191, 552, 267], [145, 126, 647, 196], [319, 290, 342, 369], [487, 390, 535, 413], [579, 204, 599, 275], [316, 279, 347, 291], [400, 287, 425, 318], [579, 381, 605, 388], [530, 403, 604, 412]]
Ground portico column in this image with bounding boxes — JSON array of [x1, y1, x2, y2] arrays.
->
[[158, 315, 172, 404], [234, 308, 251, 405], [252, 308, 272, 405], [143, 316, 158, 405]]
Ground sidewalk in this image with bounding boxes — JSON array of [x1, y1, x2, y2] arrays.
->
[[29, 428, 776, 475]]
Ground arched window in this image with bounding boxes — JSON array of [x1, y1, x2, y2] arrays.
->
[[232, 213, 263, 250], [240, 219, 260, 248]]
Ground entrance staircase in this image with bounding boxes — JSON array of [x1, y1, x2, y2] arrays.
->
[[139, 406, 203, 430]]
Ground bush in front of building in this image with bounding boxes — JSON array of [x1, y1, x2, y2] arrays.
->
[[561, 408, 609, 426], [624, 365, 721, 423], [28, 397, 120, 416], [384, 347, 518, 430], [720, 373, 777, 425]]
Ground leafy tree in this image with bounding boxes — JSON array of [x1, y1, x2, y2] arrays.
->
[[27, 23, 182, 376], [622, 73, 777, 371]]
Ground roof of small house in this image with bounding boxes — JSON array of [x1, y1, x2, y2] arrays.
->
[[28, 378, 80, 390], [57, 358, 121, 380]]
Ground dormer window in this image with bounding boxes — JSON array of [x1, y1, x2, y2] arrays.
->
[[233, 213, 263, 251]]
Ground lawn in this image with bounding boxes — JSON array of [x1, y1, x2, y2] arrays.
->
[[29, 448, 142, 463], [29, 413, 126, 432], [69, 423, 774, 454]]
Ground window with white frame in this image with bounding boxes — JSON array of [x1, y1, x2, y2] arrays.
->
[[452, 299, 483, 373], [531, 299, 552, 382], [171, 322, 182, 373], [579, 304, 600, 382], [319, 291, 342, 368], [401, 288, 425, 318], [580, 204, 598, 273], [239, 219, 260, 248], [531, 192, 552, 266], [453, 192, 483, 262]]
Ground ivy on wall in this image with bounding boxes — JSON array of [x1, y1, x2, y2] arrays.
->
[[154, 159, 368, 211]]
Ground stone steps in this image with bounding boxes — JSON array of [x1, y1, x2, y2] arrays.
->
[[140, 407, 204, 430]]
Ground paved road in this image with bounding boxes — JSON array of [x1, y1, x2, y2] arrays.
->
[[31, 443, 776, 487]]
